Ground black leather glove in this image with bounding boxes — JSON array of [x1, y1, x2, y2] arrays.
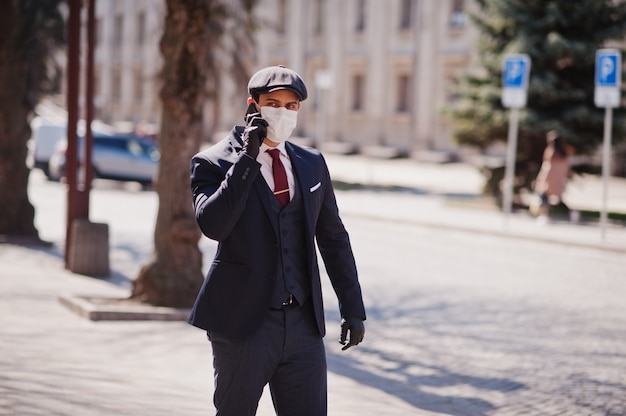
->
[[241, 104, 267, 159], [339, 317, 365, 351]]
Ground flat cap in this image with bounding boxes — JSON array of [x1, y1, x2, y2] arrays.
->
[[247, 65, 308, 101]]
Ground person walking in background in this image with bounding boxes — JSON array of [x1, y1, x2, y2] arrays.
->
[[187, 65, 366, 415], [532, 130, 570, 218]]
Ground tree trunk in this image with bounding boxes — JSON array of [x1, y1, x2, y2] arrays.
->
[[0, 0, 41, 241], [131, 0, 211, 307]]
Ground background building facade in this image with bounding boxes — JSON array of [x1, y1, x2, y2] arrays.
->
[[253, 0, 478, 157], [88, 0, 477, 156], [93, 0, 163, 133]]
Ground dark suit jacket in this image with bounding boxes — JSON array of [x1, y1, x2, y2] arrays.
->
[[187, 126, 366, 337]]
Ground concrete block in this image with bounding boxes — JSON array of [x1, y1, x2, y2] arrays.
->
[[68, 219, 109, 277]]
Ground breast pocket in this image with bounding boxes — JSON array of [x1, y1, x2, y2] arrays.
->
[[309, 181, 321, 193]]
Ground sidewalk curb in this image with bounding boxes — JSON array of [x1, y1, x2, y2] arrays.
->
[[59, 293, 191, 322], [341, 209, 626, 254]]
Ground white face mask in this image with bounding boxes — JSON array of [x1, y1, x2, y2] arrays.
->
[[260, 106, 298, 142]]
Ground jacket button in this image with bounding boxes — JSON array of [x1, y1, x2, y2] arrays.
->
[[270, 274, 276, 281]]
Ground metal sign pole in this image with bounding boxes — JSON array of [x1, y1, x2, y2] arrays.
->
[[503, 108, 520, 219], [594, 49, 621, 242], [600, 107, 612, 240], [501, 54, 530, 226]]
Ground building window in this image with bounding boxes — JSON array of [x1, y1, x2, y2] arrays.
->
[[355, 0, 366, 32], [399, 0, 412, 30], [134, 68, 143, 106], [94, 68, 100, 97], [111, 68, 121, 105], [313, 0, 324, 35], [351, 74, 364, 111], [450, 0, 466, 27], [396, 74, 411, 113], [277, 0, 287, 35], [137, 12, 146, 45], [93, 68, 101, 118], [113, 15, 123, 46], [95, 18, 101, 45]]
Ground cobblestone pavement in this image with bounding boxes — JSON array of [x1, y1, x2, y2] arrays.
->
[[2, 161, 626, 415], [334, 216, 626, 416], [0, 243, 432, 416]]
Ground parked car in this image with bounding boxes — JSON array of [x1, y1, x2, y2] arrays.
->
[[48, 133, 160, 186], [27, 116, 115, 178]]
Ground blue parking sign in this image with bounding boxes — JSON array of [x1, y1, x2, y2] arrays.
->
[[503, 55, 529, 88], [502, 54, 530, 108], [594, 49, 621, 107], [595, 50, 621, 87]]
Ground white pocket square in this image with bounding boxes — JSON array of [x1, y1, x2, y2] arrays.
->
[[309, 182, 321, 192]]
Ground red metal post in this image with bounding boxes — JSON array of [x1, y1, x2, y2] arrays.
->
[[65, 0, 97, 267], [64, 0, 81, 266], [83, 0, 96, 194]]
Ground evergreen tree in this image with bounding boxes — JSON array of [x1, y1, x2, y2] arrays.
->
[[448, 0, 626, 196]]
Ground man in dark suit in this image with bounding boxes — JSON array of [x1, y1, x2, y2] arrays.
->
[[188, 65, 366, 415]]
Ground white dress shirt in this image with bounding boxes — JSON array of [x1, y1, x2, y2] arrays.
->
[[257, 142, 295, 202]]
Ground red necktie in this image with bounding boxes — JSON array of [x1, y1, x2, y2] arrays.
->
[[267, 149, 290, 207]]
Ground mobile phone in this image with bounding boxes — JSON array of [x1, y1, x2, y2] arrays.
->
[[244, 103, 258, 122]]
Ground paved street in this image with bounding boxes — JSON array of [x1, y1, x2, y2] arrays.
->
[[2, 159, 626, 415], [342, 215, 626, 415]]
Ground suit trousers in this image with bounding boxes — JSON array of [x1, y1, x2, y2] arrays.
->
[[208, 302, 327, 416]]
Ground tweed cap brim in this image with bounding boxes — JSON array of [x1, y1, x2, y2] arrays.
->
[[247, 65, 308, 101]]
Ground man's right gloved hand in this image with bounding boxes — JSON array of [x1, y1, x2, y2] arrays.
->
[[241, 104, 267, 159]]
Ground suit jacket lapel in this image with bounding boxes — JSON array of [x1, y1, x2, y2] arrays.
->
[[286, 143, 315, 245]]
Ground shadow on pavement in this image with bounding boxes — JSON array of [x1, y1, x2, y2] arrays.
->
[[324, 284, 626, 415], [326, 348, 506, 416]]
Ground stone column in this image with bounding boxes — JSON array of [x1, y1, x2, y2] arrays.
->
[[414, 0, 439, 150], [367, 0, 388, 146]]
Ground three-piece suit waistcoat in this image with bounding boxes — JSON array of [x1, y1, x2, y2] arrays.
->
[[261, 177, 311, 309]]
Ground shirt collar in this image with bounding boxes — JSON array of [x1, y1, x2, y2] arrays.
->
[[260, 141, 287, 157]]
